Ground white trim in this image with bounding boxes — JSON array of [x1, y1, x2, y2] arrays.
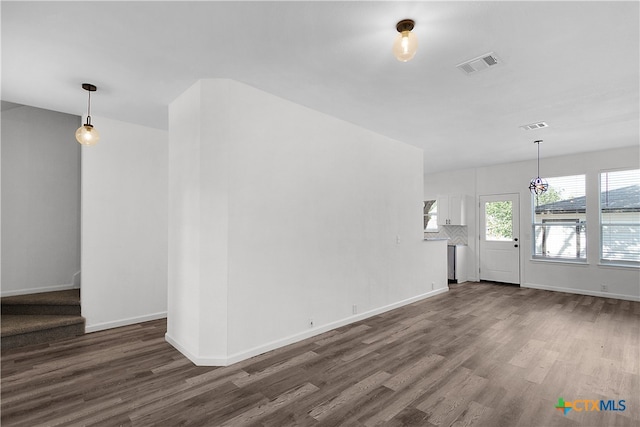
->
[[85, 311, 167, 333], [164, 333, 228, 366], [1, 283, 75, 297], [597, 262, 640, 270], [522, 282, 640, 302], [166, 287, 449, 367], [529, 258, 588, 266]]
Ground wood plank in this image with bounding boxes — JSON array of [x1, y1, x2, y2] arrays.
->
[[1, 282, 638, 427]]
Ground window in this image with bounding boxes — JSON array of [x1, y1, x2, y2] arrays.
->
[[485, 201, 513, 241], [600, 169, 640, 265], [532, 174, 586, 261], [424, 200, 438, 232]]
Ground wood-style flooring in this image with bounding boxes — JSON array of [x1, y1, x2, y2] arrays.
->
[[2, 282, 639, 426]]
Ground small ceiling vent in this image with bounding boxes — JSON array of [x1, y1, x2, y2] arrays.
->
[[456, 52, 501, 75], [519, 122, 548, 131]]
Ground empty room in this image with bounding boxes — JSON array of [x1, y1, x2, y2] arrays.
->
[[1, 1, 638, 426]]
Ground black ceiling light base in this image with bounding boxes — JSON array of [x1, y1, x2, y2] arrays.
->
[[82, 83, 97, 92], [396, 19, 415, 33]]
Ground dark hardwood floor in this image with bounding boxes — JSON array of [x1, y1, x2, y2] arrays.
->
[[2, 282, 639, 426]]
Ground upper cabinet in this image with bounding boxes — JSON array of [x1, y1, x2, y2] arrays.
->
[[437, 194, 466, 226]]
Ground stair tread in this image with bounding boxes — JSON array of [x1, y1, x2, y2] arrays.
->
[[1, 289, 80, 306], [1, 314, 85, 337]]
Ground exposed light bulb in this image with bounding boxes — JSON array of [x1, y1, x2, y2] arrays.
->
[[393, 20, 418, 62]]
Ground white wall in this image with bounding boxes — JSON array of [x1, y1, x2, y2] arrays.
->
[[168, 79, 446, 366], [82, 116, 168, 332], [1, 104, 81, 296], [425, 145, 640, 300]]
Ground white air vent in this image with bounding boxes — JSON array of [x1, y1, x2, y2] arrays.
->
[[456, 52, 501, 75], [519, 122, 548, 130]]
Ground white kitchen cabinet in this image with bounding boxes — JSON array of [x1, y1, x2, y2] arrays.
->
[[437, 194, 466, 226]]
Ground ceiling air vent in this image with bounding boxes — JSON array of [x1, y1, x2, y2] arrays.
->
[[456, 52, 501, 75], [519, 122, 548, 131]]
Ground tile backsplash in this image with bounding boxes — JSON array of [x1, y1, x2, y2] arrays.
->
[[425, 225, 468, 245]]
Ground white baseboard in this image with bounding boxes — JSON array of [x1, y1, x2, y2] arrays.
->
[[165, 287, 449, 367], [164, 333, 228, 366], [1, 283, 75, 297], [85, 311, 167, 333], [522, 282, 640, 302]]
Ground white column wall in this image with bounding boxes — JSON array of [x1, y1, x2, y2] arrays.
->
[[168, 79, 446, 366], [81, 116, 168, 332]]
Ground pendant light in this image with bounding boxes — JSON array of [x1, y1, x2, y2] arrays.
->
[[393, 19, 418, 62], [529, 140, 548, 195], [75, 83, 100, 146]]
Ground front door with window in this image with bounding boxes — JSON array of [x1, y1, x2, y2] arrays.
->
[[479, 194, 520, 284]]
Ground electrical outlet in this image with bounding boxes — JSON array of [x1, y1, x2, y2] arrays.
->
[[352, 304, 357, 314], [601, 284, 609, 292], [431, 282, 435, 290]]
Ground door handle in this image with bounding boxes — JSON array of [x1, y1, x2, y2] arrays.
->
[[514, 244, 519, 247]]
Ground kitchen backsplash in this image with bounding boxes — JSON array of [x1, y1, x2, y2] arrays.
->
[[425, 225, 468, 245]]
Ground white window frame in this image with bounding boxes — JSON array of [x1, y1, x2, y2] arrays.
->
[[531, 174, 587, 263]]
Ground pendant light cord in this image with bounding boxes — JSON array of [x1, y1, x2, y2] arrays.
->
[[87, 90, 91, 121], [537, 140, 540, 177]]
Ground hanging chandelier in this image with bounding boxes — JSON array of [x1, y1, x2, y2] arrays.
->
[[529, 140, 548, 195]]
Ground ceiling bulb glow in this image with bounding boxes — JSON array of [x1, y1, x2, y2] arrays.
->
[[393, 19, 417, 62], [76, 83, 100, 146]]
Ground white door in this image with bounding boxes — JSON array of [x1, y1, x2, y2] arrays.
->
[[479, 194, 520, 284]]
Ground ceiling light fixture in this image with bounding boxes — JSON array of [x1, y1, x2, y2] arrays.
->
[[75, 83, 100, 146], [393, 19, 418, 62], [529, 140, 548, 196]]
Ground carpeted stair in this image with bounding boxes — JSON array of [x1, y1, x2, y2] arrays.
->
[[1, 289, 85, 350]]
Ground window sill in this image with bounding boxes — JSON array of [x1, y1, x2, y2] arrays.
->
[[530, 258, 588, 266], [598, 262, 639, 270]]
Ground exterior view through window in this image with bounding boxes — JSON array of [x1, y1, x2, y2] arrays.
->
[[485, 201, 513, 241], [424, 200, 438, 231], [533, 174, 586, 261], [600, 169, 640, 265]]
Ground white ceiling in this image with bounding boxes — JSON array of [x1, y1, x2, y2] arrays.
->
[[2, 1, 638, 173]]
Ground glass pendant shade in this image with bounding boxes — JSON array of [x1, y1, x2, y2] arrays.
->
[[76, 123, 100, 146], [393, 30, 418, 62], [529, 176, 548, 195]]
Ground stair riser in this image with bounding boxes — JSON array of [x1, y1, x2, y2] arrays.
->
[[1, 323, 85, 350], [2, 305, 81, 316]]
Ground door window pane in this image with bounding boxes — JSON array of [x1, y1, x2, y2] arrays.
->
[[485, 201, 512, 241]]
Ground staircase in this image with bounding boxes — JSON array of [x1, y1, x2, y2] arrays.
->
[[1, 289, 85, 350]]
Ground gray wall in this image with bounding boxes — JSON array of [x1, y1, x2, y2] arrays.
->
[[1, 103, 81, 296]]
